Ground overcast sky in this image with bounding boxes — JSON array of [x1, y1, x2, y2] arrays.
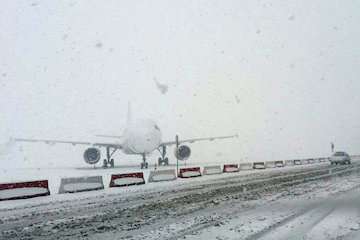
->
[[1, 0, 359, 168]]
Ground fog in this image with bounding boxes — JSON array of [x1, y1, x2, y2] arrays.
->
[[1, 0, 359, 168]]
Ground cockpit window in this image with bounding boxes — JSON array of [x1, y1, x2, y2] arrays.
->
[[154, 125, 160, 131]]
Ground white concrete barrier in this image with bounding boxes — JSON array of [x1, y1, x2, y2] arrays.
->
[[275, 160, 284, 167], [58, 176, 104, 194], [239, 163, 253, 170], [285, 160, 295, 166], [148, 169, 177, 182], [203, 165, 222, 175], [223, 164, 239, 173], [179, 167, 202, 178], [301, 159, 310, 165], [308, 158, 315, 164], [294, 160, 302, 165], [253, 162, 266, 169], [0, 180, 50, 201], [265, 161, 276, 168], [109, 172, 145, 187]]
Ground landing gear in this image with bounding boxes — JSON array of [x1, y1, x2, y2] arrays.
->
[[102, 147, 117, 168], [141, 154, 149, 169], [157, 145, 169, 166]]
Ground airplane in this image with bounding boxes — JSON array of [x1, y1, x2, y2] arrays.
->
[[14, 104, 238, 169]]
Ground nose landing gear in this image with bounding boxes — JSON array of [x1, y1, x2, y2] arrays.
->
[[157, 145, 169, 166]]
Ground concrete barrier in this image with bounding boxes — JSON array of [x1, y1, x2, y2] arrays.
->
[[239, 163, 253, 170], [308, 158, 315, 164], [223, 164, 239, 173], [0, 180, 50, 201], [319, 157, 329, 162], [253, 162, 266, 169], [265, 161, 276, 168], [148, 169, 177, 182], [109, 172, 145, 187], [285, 160, 295, 166], [301, 159, 309, 165], [203, 165, 222, 175], [275, 160, 284, 167], [179, 167, 202, 178], [58, 176, 104, 194], [294, 160, 302, 165]]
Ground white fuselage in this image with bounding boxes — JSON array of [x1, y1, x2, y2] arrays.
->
[[121, 119, 162, 155]]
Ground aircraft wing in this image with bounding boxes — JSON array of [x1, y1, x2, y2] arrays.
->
[[13, 138, 123, 149], [160, 134, 238, 146]]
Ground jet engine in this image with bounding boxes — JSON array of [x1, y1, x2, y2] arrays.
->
[[83, 148, 101, 164], [175, 145, 191, 161]]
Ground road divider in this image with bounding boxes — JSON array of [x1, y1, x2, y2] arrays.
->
[[203, 165, 222, 175], [223, 164, 239, 173], [301, 159, 309, 165], [294, 160, 302, 165], [265, 161, 276, 168], [253, 162, 266, 169], [148, 169, 177, 182], [0, 180, 50, 201], [275, 160, 284, 167], [58, 176, 104, 194], [308, 158, 315, 164], [285, 160, 295, 166], [179, 167, 202, 178], [239, 163, 253, 170], [109, 172, 145, 187]]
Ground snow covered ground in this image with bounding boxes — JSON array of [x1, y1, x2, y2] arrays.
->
[[1, 159, 360, 239]]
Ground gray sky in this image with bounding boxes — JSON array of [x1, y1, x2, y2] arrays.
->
[[1, 0, 360, 168]]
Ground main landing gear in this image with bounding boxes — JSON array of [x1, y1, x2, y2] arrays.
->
[[157, 145, 169, 166], [141, 153, 149, 169], [103, 146, 117, 168]]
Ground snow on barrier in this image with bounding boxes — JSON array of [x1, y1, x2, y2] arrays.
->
[[294, 159, 302, 165], [319, 157, 329, 162], [223, 164, 239, 173], [275, 160, 284, 167], [179, 167, 202, 178], [285, 160, 295, 166], [301, 159, 310, 165], [58, 176, 104, 194], [148, 169, 177, 182], [265, 161, 276, 168], [0, 180, 50, 201], [239, 162, 253, 170], [109, 172, 145, 187], [203, 165, 222, 175], [253, 162, 266, 169]]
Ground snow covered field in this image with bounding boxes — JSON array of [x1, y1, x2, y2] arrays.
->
[[1, 159, 360, 239]]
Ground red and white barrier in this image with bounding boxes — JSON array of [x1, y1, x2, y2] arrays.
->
[[109, 172, 145, 187], [223, 164, 239, 173], [253, 162, 266, 169], [239, 163, 253, 170], [203, 165, 222, 175], [0, 180, 50, 201], [148, 169, 177, 182], [179, 167, 202, 178], [275, 160, 284, 167]]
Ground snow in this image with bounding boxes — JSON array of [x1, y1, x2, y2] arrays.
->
[[62, 182, 103, 192], [152, 174, 176, 182], [181, 170, 202, 178], [0, 187, 48, 199], [224, 167, 239, 172], [203, 166, 222, 175], [113, 177, 144, 186]]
